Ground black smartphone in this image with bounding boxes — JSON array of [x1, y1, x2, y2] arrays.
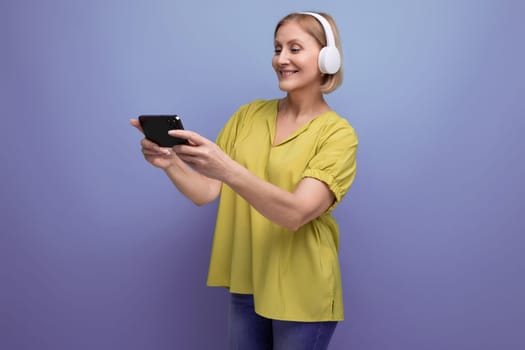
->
[[138, 115, 188, 147]]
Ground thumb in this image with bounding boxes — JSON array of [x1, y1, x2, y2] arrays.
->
[[130, 118, 144, 134], [169, 129, 207, 146]]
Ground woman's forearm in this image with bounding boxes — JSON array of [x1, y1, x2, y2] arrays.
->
[[168, 129, 333, 225], [223, 161, 333, 231], [164, 156, 221, 206]]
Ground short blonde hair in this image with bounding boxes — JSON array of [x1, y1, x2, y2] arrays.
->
[[274, 12, 343, 94]]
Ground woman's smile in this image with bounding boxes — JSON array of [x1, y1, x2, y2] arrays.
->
[[279, 70, 299, 78]]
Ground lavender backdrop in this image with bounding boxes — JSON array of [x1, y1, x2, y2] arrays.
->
[[1, 0, 524, 349]]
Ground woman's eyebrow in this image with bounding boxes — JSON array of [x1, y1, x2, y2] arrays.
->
[[274, 39, 303, 46]]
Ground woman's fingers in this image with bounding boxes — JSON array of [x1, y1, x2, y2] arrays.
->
[[132, 119, 176, 169], [168, 129, 208, 146], [142, 149, 167, 156], [141, 137, 157, 149], [141, 138, 171, 155], [130, 118, 144, 133]]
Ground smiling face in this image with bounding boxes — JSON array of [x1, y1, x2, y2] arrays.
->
[[272, 21, 323, 94]]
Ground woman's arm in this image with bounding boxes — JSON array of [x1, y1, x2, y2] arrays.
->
[[171, 129, 334, 231], [226, 163, 334, 231], [130, 119, 221, 206], [163, 156, 222, 206]]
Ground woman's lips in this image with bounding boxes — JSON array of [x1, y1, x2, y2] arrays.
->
[[280, 70, 298, 78]]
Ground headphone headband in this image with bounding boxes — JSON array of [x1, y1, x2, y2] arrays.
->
[[298, 12, 341, 74], [299, 12, 336, 48]]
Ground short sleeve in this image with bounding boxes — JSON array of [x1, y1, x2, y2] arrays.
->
[[302, 120, 358, 211]]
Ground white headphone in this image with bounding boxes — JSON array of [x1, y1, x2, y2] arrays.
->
[[300, 12, 341, 75]]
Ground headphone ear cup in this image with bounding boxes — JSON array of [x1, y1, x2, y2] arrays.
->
[[318, 46, 341, 75]]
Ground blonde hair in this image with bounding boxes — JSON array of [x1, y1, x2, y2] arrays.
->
[[274, 12, 343, 94]]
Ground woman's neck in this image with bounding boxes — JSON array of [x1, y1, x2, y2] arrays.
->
[[280, 92, 330, 121]]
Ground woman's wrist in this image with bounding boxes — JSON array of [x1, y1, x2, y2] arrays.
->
[[163, 157, 184, 174], [220, 156, 244, 184]]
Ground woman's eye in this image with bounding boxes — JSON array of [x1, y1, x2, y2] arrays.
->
[[274, 48, 282, 54], [291, 47, 301, 53]]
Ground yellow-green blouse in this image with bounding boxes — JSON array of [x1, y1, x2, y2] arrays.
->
[[207, 99, 358, 321]]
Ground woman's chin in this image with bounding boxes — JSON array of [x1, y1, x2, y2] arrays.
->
[[278, 81, 295, 92]]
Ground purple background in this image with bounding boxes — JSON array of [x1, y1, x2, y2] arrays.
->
[[1, 0, 524, 349]]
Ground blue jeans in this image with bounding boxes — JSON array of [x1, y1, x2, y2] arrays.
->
[[228, 293, 338, 350]]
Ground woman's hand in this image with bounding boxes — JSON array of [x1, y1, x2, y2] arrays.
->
[[169, 129, 234, 181], [130, 118, 177, 170]]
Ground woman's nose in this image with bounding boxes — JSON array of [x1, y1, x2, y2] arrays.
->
[[277, 49, 291, 64]]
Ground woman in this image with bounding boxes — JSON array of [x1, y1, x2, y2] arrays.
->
[[131, 11, 358, 350]]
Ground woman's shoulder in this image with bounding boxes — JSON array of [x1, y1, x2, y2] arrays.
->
[[308, 111, 358, 150], [228, 99, 278, 125], [317, 110, 357, 136], [237, 98, 279, 114]]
